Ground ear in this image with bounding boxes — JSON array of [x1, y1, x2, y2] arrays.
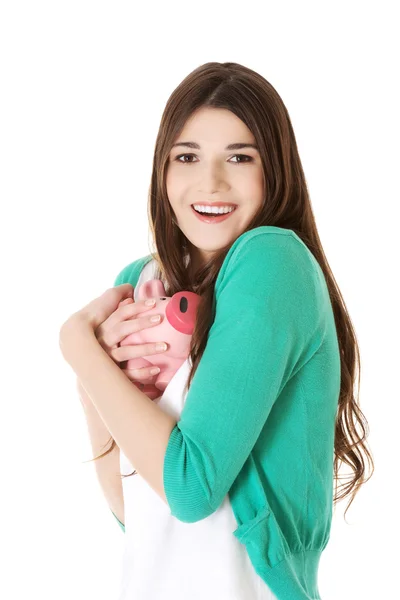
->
[[136, 279, 166, 301]]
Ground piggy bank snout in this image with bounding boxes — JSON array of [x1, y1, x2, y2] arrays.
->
[[166, 291, 201, 336]]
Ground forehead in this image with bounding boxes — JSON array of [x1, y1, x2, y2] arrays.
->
[[176, 107, 256, 146]]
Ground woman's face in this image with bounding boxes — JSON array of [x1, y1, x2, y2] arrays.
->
[[165, 107, 265, 270]]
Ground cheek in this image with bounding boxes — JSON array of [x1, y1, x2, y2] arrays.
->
[[252, 169, 265, 201], [239, 171, 264, 203], [166, 167, 186, 195]]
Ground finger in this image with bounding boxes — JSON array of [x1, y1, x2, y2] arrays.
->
[[121, 366, 160, 381], [119, 312, 163, 339], [98, 299, 161, 352], [112, 340, 167, 363], [88, 284, 134, 330], [112, 284, 134, 301], [106, 309, 164, 351], [95, 298, 136, 341], [119, 298, 134, 307], [126, 379, 160, 398], [104, 298, 156, 333]]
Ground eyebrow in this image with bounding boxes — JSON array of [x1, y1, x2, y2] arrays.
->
[[171, 141, 259, 151]]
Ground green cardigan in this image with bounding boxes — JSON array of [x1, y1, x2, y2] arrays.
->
[[111, 226, 341, 600]]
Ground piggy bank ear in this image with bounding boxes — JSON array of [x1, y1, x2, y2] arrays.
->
[[136, 279, 167, 301]]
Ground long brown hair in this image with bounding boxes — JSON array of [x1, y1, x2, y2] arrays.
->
[[87, 62, 374, 522]]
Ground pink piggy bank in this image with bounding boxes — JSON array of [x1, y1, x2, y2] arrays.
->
[[119, 279, 201, 400]]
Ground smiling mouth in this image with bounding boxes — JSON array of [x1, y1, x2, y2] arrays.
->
[[191, 205, 237, 217], [190, 205, 238, 223]]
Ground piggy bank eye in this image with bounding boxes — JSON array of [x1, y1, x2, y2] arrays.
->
[[159, 297, 167, 300]]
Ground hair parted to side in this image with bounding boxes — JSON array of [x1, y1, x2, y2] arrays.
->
[[87, 61, 374, 522]]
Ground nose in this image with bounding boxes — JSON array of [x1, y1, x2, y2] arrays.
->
[[166, 291, 201, 335], [198, 161, 229, 194]]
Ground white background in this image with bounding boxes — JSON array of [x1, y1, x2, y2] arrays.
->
[[1, 1, 398, 598]]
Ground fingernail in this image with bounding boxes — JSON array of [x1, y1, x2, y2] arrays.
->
[[150, 367, 160, 375], [145, 298, 156, 306], [155, 343, 167, 351]]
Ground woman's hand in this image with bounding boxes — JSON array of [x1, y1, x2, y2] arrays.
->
[[94, 296, 168, 394], [60, 283, 135, 346]]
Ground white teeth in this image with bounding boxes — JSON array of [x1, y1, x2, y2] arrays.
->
[[192, 204, 236, 215]]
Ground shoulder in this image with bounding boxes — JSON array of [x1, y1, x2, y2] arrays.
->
[[217, 226, 320, 286], [214, 227, 331, 337], [113, 254, 154, 287]]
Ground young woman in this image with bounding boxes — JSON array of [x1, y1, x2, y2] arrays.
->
[[60, 62, 374, 600]]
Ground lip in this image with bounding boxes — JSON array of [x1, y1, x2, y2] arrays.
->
[[191, 204, 237, 224]]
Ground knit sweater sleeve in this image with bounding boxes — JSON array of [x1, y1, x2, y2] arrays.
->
[[162, 230, 325, 523]]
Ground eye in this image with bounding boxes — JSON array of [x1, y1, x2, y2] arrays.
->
[[230, 154, 253, 164], [174, 154, 254, 164], [175, 154, 197, 164]]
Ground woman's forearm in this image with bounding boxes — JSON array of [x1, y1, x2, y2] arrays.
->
[[64, 325, 175, 506], [78, 380, 125, 525]]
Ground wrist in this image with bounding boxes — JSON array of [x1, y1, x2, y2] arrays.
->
[[59, 313, 93, 358]]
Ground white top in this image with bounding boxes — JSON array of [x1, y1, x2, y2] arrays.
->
[[116, 258, 278, 600]]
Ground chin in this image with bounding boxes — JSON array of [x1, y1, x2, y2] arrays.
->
[[188, 234, 238, 254]]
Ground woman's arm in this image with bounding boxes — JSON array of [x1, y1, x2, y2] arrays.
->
[[78, 379, 125, 527]]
